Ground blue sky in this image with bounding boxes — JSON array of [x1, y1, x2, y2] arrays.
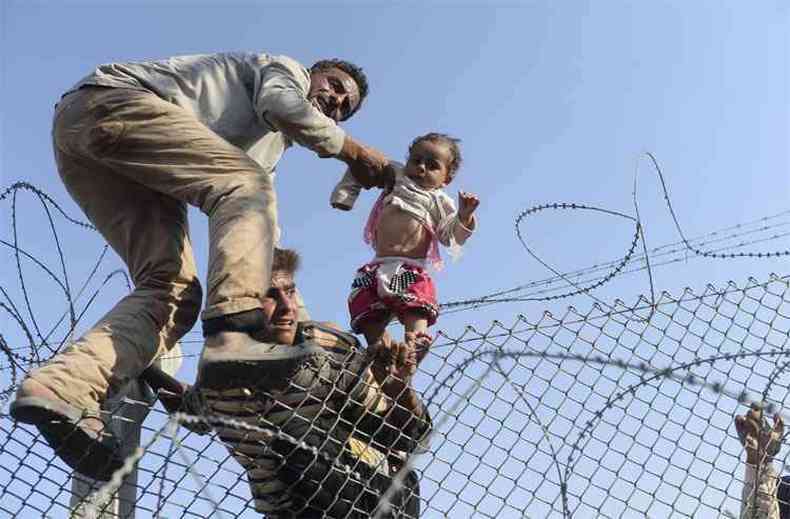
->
[[1, 1, 789, 517], [2, 1, 789, 324]]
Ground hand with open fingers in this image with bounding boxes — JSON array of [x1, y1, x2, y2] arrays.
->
[[368, 334, 394, 383], [349, 158, 392, 190], [351, 145, 388, 187], [735, 403, 785, 465], [358, 144, 388, 173], [370, 336, 417, 382], [339, 136, 390, 188], [389, 340, 417, 381], [458, 191, 480, 226], [404, 331, 432, 364]]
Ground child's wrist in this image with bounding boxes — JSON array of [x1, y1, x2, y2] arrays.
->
[[459, 213, 474, 227]]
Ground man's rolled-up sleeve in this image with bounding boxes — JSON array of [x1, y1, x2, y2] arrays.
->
[[741, 463, 780, 519], [255, 57, 346, 158]]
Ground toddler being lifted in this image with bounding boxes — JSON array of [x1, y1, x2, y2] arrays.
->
[[331, 132, 480, 358]]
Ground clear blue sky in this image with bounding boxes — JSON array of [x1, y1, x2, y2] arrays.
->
[[1, 1, 789, 517]]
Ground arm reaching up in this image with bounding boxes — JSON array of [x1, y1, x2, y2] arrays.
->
[[737, 404, 784, 519]]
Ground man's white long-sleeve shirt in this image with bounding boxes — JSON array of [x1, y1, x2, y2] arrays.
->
[[68, 52, 346, 174], [741, 463, 780, 519]]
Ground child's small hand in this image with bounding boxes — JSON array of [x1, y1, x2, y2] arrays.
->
[[458, 191, 480, 226]]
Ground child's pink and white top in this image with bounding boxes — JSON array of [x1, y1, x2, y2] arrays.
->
[[332, 162, 475, 270]]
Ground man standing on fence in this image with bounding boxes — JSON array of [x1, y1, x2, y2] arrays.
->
[[144, 247, 430, 518], [10, 52, 388, 481]]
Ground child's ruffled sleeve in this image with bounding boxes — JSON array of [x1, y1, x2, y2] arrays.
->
[[435, 192, 476, 262]]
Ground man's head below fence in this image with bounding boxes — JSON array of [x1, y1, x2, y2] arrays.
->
[[140, 247, 433, 518]]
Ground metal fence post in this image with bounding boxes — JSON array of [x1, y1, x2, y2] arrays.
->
[[69, 343, 183, 518]]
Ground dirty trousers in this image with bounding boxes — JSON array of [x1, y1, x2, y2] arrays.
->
[[28, 86, 278, 411]]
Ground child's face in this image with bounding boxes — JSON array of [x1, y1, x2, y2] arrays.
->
[[404, 140, 452, 190]]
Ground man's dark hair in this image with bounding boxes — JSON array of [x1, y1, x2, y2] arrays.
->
[[311, 59, 369, 120], [408, 132, 463, 182], [272, 248, 300, 275]]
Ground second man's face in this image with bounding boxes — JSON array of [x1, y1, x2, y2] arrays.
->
[[308, 67, 361, 122], [260, 270, 299, 345]]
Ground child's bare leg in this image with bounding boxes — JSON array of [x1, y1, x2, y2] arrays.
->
[[358, 314, 395, 383], [358, 313, 391, 348], [401, 311, 429, 336], [401, 310, 431, 364]]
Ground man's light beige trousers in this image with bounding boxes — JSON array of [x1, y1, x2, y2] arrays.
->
[[29, 86, 278, 411]]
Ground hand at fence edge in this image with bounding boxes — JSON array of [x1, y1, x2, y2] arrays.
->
[[140, 365, 211, 435], [736, 404, 785, 466]]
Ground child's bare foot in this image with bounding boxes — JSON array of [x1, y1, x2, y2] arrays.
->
[[404, 331, 432, 364]]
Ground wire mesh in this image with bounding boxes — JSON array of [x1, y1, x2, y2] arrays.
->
[[4, 181, 790, 518]]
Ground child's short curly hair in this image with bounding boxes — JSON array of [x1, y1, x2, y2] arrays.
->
[[408, 132, 463, 183]]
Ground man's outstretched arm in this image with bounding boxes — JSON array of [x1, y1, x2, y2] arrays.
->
[[736, 404, 783, 519], [255, 56, 387, 176]]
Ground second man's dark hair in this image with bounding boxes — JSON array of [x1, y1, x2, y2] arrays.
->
[[272, 248, 300, 275]]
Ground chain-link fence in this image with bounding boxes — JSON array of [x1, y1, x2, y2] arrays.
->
[[3, 182, 790, 518]]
